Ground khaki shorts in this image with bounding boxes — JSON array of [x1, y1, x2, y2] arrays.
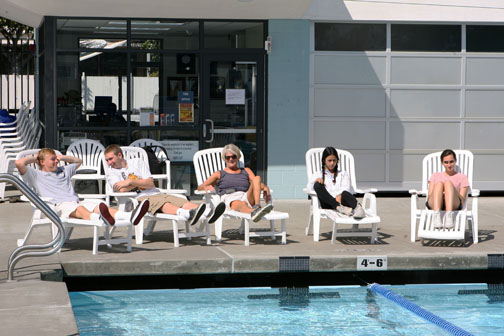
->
[[56, 200, 98, 218], [221, 191, 250, 209], [138, 193, 188, 214]]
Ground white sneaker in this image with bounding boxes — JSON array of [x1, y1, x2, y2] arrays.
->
[[353, 204, 366, 219], [444, 211, 455, 230], [432, 211, 443, 229], [335, 205, 353, 216]]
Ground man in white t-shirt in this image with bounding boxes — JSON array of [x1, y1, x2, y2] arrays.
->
[[104, 144, 225, 225], [15, 148, 149, 226]]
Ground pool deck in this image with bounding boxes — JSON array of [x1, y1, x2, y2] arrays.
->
[[1, 195, 503, 335]]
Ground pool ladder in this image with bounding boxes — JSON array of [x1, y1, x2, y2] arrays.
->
[[0, 173, 65, 281]]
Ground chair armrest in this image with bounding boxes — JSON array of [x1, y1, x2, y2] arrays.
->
[[302, 187, 316, 196], [158, 188, 187, 194], [470, 189, 480, 197], [108, 191, 138, 198], [409, 189, 427, 196], [355, 188, 378, 194], [194, 190, 217, 195], [77, 194, 106, 199]]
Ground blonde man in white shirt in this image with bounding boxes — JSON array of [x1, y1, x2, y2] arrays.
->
[[104, 144, 225, 225], [307, 147, 365, 218]]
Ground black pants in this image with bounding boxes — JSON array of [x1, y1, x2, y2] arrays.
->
[[314, 182, 358, 210]]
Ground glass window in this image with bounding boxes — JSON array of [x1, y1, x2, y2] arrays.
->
[[314, 23, 386, 51], [160, 54, 199, 127], [467, 25, 504, 52], [56, 52, 127, 127], [204, 21, 264, 48], [58, 130, 128, 153], [391, 24, 461, 52], [130, 130, 199, 193], [57, 19, 127, 49], [131, 20, 199, 50]]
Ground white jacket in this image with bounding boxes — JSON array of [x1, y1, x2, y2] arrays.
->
[[307, 169, 354, 198]]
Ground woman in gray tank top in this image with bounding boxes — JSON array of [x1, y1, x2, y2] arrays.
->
[[197, 144, 274, 222]]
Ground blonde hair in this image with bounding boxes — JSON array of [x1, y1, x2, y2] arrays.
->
[[37, 148, 56, 167], [104, 144, 123, 156], [221, 144, 241, 161]]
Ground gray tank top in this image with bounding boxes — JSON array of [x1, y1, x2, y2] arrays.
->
[[216, 169, 250, 195]]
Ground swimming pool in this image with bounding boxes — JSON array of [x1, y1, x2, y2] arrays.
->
[[70, 283, 502, 335]]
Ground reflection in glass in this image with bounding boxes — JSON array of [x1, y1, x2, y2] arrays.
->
[[467, 26, 504, 52], [315, 23, 386, 51], [58, 130, 128, 153], [391, 24, 461, 52], [57, 19, 127, 49], [56, 52, 127, 127], [131, 20, 199, 50], [204, 22, 264, 48], [209, 61, 256, 128]]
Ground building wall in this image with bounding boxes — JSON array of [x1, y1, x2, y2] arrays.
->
[[311, 23, 504, 191], [267, 20, 310, 199]]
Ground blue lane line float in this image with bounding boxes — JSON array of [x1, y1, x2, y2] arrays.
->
[[368, 283, 473, 336]]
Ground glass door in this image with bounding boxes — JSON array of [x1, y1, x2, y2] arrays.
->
[[201, 55, 265, 176]]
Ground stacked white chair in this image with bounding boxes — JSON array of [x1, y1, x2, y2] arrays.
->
[[0, 104, 42, 200], [129, 138, 171, 189], [66, 139, 106, 195], [193, 147, 288, 246], [102, 146, 208, 247]]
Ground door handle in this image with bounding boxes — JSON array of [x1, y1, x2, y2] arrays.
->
[[204, 119, 214, 143]]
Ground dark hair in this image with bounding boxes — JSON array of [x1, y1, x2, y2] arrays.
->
[[440, 149, 457, 162], [321, 147, 339, 184]]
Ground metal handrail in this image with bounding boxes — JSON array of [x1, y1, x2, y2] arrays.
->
[[0, 173, 65, 281]]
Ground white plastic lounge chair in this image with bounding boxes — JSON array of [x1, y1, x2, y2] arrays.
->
[[409, 150, 479, 244], [129, 138, 171, 189], [15, 149, 133, 254], [303, 148, 381, 244], [66, 139, 106, 195], [103, 146, 209, 247], [193, 147, 288, 246]]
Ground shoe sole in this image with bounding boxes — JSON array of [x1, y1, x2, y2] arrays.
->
[[99, 203, 115, 226], [208, 202, 226, 224], [252, 204, 274, 222], [190, 204, 206, 226], [131, 200, 150, 226]]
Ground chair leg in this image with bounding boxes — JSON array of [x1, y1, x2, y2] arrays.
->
[[127, 225, 132, 252], [93, 226, 99, 255], [244, 219, 250, 246], [269, 220, 276, 241], [371, 223, 377, 244], [214, 217, 223, 242], [313, 215, 320, 242], [306, 209, 313, 235], [135, 218, 145, 244], [331, 222, 337, 244], [281, 219, 286, 244], [172, 220, 180, 247]]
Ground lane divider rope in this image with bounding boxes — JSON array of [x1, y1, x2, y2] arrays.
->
[[368, 283, 473, 336]]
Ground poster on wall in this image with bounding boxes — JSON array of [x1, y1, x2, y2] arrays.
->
[[178, 91, 194, 123]]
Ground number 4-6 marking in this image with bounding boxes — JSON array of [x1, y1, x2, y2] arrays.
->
[[357, 256, 388, 271]]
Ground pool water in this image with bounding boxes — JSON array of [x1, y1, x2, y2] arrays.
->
[[70, 283, 503, 335]]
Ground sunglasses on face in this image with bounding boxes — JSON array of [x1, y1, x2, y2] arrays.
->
[[225, 155, 237, 160]]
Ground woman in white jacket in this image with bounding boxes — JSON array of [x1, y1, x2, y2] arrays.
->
[[307, 147, 366, 218]]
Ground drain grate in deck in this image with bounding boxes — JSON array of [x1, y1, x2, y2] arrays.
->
[[279, 256, 310, 272], [488, 254, 504, 269]]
